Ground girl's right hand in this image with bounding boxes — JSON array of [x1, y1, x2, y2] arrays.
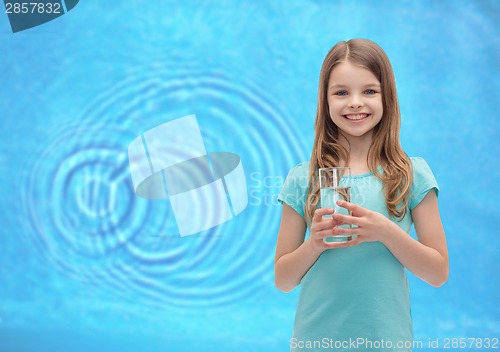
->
[[308, 208, 350, 253]]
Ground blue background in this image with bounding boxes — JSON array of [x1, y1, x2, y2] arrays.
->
[[1, 1, 499, 351]]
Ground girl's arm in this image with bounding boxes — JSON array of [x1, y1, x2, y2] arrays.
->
[[274, 204, 348, 292], [384, 190, 448, 287], [332, 190, 449, 287]]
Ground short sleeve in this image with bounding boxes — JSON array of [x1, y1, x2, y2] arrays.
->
[[277, 162, 310, 218], [409, 157, 439, 210]]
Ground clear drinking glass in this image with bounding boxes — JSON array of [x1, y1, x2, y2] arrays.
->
[[319, 167, 353, 243]]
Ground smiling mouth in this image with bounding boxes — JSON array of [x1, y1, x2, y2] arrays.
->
[[343, 113, 369, 121]]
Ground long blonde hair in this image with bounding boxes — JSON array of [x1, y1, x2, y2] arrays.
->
[[305, 39, 412, 223]]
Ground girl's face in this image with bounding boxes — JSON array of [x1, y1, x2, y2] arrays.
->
[[327, 60, 383, 143]]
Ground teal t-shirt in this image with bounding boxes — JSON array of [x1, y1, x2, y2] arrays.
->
[[278, 157, 439, 352]]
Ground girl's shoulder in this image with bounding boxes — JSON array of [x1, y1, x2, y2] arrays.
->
[[278, 162, 311, 217], [281, 161, 311, 192], [408, 156, 436, 177], [409, 156, 429, 167], [407, 156, 439, 209]]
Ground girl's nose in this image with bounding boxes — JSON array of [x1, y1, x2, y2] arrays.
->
[[348, 101, 363, 109], [348, 94, 363, 109]]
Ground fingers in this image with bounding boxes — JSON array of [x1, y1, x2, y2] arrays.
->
[[311, 207, 363, 251], [332, 212, 361, 227], [311, 208, 338, 232], [331, 226, 357, 236], [312, 229, 363, 251], [336, 200, 366, 215], [332, 201, 366, 226], [313, 236, 349, 250], [313, 201, 374, 251], [313, 208, 334, 222], [311, 223, 338, 240]]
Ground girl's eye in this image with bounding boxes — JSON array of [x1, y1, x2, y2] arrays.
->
[[335, 90, 348, 96], [364, 89, 376, 95]]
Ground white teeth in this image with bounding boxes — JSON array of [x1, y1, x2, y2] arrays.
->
[[344, 114, 368, 120]]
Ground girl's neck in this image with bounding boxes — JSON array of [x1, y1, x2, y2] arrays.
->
[[338, 133, 373, 175]]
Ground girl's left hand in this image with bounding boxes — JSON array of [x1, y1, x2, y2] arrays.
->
[[331, 200, 393, 245]]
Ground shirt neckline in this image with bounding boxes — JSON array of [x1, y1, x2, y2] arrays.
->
[[350, 165, 382, 178]]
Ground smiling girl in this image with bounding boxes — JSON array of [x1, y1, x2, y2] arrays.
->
[[274, 39, 448, 351]]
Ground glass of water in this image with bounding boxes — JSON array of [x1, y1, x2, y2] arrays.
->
[[319, 167, 353, 243]]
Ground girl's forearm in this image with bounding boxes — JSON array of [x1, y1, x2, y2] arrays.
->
[[382, 221, 448, 287], [274, 238, 322, 293]]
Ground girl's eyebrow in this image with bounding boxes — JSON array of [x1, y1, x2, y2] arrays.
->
[[329, 84, 348, 89], [329, 83, 381, 89]]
